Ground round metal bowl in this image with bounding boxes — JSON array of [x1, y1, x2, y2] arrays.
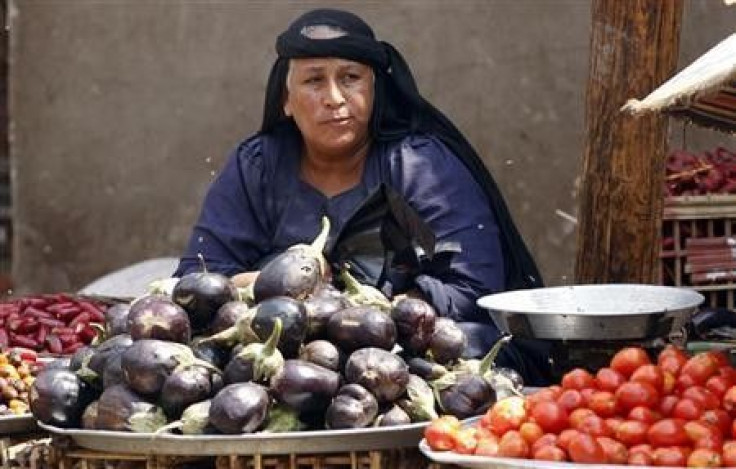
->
[[477, 284, 704, 341]]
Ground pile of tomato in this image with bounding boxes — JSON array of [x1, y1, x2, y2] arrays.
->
[[424, 345, 736, 467]]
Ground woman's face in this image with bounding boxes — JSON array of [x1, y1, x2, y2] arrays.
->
[[284, 57, 374, 158]]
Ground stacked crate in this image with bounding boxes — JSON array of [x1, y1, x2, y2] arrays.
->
[[660, 194, 736, 309]]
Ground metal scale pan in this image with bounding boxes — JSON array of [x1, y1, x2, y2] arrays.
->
[[477, 284, 704, 341]]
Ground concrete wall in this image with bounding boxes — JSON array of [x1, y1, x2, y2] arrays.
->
[[7, 0, 736, 295]]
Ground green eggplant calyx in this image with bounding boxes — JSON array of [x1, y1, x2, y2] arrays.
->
[[479, 335, 513, 376]]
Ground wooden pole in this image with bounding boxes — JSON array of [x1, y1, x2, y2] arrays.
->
[[575, 0, 684, 284]]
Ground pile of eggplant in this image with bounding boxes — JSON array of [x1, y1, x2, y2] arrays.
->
[[29, 220, 522, 435]]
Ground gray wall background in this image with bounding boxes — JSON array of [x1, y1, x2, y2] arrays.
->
[[7, 0, 736, 294]]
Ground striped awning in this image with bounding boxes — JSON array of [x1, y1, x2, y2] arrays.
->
[[622, 33, 736, 133]]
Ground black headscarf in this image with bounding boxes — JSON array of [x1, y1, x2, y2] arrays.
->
[[261, 8, 543, 291]]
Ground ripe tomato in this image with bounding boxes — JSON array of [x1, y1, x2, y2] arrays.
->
[[557, 428, 581, 451], [605, 417, 624, 435], [497, 430, 529, 459], [705, 374, 731, 398], [616, 420, 650, 447], [722, 440, 736, 467], [596, 436, 628, 464], [658, 345, 688, 376], [531, 433, 558, 454], [631, 364, 665, 392], [595, 367, 626, 392], [484, 396, 527, 435], [574, 414, 610, 438], [731, 419, 736, 439], [659, 394, 679, 417], [424, 415, 461, 451], [610, 346, 651, 378], [648, 418, 689, 447], [474, 435, 500, 456], [684, 420, 722, 444], [569, 408, 596, 429], [681, 353, 720, 385], [628, 451, 653, 465], [682, 386, 720, 411], [652, 446, 689, 467], [699, 409, 731, 436], [530, 400, 568, 434], [532, 444, 567, 462], [588, 391, 618, 418], [561, 368, 596, 390], [723, 385, 736, 414], [452, 427, 478, 454], [518, 421, 543, 445], [629, 443, 654, 456], [628, 406, 661, 424], [672, 398, 704, 421], [579, 388, 596, 406], [567, 433, 607, 464], [687, 448, 722, 467], [556, 389, 584, 413], [615, 381, 659, 412], [706, 350, 730, 368]]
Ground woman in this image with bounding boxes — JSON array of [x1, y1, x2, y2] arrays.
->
[[175, 9, 550, 383]]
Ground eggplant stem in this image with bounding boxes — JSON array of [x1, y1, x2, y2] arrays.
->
[[153, 420, 183, 435], [263, 318, 283, 355], [479, 335, 513, 376], [340, 268, 361, 294], [197, 253, 208, 273], [311, 216, 331, 253]]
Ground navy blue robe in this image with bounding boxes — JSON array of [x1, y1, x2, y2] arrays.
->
[[174, 128, 552, 383]]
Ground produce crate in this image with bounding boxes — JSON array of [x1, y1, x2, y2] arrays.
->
[[660, 194, 736, 309], [8, 438, 444, 469]]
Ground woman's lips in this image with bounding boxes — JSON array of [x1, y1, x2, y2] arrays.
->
[[323, 116, 352, 125]]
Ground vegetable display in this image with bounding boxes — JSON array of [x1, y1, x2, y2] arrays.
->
[[29, 221, 520, 436], [665, 147, 736, 197], [425, 345, 736, 467], [0, 348, 42, 416]]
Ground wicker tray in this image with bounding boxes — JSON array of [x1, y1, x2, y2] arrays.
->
[[38, 420, 430, 456]]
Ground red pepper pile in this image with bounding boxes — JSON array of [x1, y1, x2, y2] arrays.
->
[[425, 345, 736, 467], [666, 147, 736, 197], [0, 294, 106, 354]]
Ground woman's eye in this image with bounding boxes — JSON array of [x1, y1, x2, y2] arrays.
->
[[304, 76, 322, 84]]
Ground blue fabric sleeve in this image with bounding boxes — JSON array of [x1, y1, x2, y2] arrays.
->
[[174, 138, 271, 277], [389, 135, 505, 323]]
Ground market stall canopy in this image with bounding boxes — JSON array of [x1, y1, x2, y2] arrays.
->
[[622, 33, 736, 133]]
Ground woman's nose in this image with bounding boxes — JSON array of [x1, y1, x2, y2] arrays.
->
[[323, 79, 346, 107]]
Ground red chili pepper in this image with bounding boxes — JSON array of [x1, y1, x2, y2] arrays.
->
[[36, 325, 48, 344], [23, 306, 54, 320], [50, 327, 75, 336], [45, 334, 62, 354], [58, 334, 78, 346], [77, 325, 98, 344], [37, 317, 66, 328], [0, 329, 8, 349], [27, 297, 51, 308], [68, 312, 91, 329], [61, 343, 84, 355], [17, 317, 39, 334], [9, 333, 38, 349], [6, 317, 22, 332], [76, 301, 106, 323], [56, 307, 82, 322]]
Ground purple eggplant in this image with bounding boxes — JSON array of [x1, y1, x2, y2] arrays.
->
[[344, 348, 409, 403], [428, 318, 466, 365], [191, 338, 230, 370], [299, 340, 344, 372], [210, 301, 251, 334], [253, 217, 330, 303], [304, 291, 351, 340], [29, 368, 96, 428], [81, 400, 99, 429], [406, 356, 448, 381], [209, 382, 269, 434], [127, 294, 191, 344], [95, 384, 167, 432], [251, 297, 308, 358], [325, 384, 378, 429], [102, 352, 126, 389], [120, 339, 215, 397], [375, 404, 411, 427], [269, 359, 340, 418], [172, 257, 238, 333], [105, 303, 131, 337], [224, 318, 284, 385], [160, 365, 222, 419], [391, 298, 436, 356], [327, 306, 396, 353], [85, 334, 134, 382]]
